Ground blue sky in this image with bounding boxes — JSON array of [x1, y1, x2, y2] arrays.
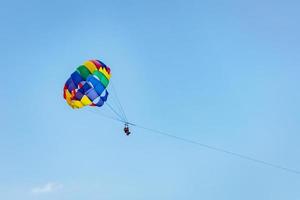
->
[[1, 0, 300, 199]]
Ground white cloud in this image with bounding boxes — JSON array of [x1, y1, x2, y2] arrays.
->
[[31, 182, 63, 195]]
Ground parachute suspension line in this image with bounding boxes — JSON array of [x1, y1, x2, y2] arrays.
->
[[111, 82, 127, 121], [106, 102, 126, 123], [132, 124, 300, 175], [110, 81, 128, 123], [107, 89, 126, 122], [85, 109, 124, 123]]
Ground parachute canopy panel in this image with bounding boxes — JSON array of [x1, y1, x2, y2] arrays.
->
[[63, 59, 111, 109]]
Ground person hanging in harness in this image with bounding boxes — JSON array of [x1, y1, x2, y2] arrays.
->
[[124, 123, 131, 136]]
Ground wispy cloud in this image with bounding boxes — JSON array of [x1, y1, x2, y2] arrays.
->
[[31, 182, 63, 195]]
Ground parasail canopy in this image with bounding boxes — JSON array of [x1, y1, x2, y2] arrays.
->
[[63, 60, 111, 109]]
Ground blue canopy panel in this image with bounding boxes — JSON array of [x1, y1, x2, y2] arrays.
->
[[93, 89, 109, 107], [86, 88, 99, 102], [71, 71, 83, 87], [101, 90, 109, 102], [75, 90, 84, 100], [77, 82, 92, 95], [86, 74, 106, 96], [66, 78, 76, 92]]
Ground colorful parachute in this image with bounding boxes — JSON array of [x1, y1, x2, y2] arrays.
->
[[63, 60, 111, 109]]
